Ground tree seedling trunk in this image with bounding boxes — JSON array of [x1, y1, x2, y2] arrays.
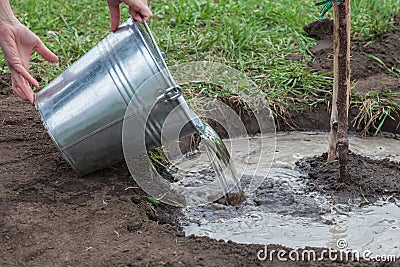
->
[[327, 0, 351, 184]]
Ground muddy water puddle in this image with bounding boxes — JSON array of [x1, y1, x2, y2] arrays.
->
[[175, 132, 400, 255]]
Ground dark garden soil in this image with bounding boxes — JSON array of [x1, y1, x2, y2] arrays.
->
[[1, 18, 400, 266], [279, 16, 400, 134], [296, 151, 400, 205]]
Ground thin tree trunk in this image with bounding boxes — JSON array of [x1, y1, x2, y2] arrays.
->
[[328, 0, 351, 183]]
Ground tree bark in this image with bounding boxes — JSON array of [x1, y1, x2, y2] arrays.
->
[[328, 0, 351, 183]]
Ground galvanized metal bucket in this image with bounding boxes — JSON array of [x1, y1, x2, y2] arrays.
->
[[35, 18, 197, 175]]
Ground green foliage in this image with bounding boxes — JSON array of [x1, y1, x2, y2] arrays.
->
[[353, 90, 400, 136], [148, 147, 176, 174], [143, 195, 161, 205], [351, 0, 400, 40], [143, 193, 166, 208], [2, 0, 399, 111]]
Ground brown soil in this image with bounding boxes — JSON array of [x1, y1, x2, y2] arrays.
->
[[2, 19, 400, 266], [305, 17, 400, 86], [296, 152, 400, 205], [0, 81, 356, 267], [279, 17, 400, 134]]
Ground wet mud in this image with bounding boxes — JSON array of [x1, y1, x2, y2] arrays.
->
[[296, 151, 400, 205], [2, 17, 400, 266], [180, 134, 400, 256]]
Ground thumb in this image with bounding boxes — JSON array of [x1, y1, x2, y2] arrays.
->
[[35, 41, 58, 62]]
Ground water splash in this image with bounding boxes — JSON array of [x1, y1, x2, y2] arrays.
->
[[193, 117, 246, 205]]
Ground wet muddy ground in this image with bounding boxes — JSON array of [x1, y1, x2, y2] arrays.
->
[[297, 152, 400, 204], [179, 132, 400, 256], [1, 17, 400, 266], [2, 82, 400, 266]]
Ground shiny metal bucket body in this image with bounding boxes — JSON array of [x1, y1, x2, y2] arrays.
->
[[35, 19, 196, 175]]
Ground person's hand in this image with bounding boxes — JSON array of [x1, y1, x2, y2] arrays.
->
[[107, 0, 152, 32], [0, 21, 58, 104]]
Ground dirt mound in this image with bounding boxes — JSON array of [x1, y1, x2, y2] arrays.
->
[[305, 17, 400, 90], [296, 152, 400, 205], [278, 17, 400, 134]]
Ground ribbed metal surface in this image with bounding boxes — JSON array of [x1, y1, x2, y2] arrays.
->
[[35, 18, 196, 175]]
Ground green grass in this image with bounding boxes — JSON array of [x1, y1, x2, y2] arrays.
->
[[3, 0, 400, 123], [351, 54, 400, 135], [353, 90, 400, 136]]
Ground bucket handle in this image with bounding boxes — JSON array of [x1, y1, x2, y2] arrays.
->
[[156, 86, 182, 101], [138, 15, 182, 102]]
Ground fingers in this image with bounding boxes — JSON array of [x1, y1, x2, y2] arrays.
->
[[107, 0, 152, 31], [129, 8, 153, 23], [12, 62, 39, 88], [35, 41, 58, 62], [127, 1, 152, 23], [11, 73, 34, 105], [107, 4, 121, 32], [139, 7, 153, 22], [129, 9, 142, 23], [10, 59, 38, 104], [11, 76, 27, 100], [130, 9, 153, 23], [11, 40, 56, 104]]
